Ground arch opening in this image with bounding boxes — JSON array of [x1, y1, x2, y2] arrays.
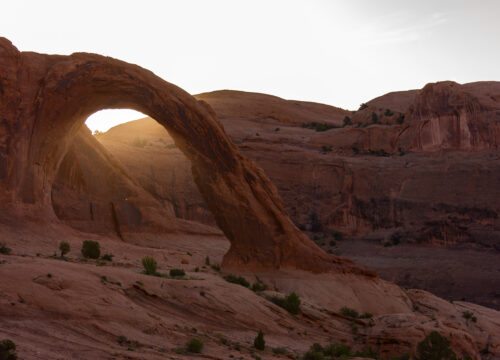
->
[[51, 109, 218, 241]]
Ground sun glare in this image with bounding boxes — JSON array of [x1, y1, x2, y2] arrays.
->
[[85, 109, 147, 133]]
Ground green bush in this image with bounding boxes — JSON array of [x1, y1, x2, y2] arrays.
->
[[302, 122, 336, 132], [371, 112, 379, 124], [224, 275, 250, 287], [359, 103, 368, 110], [415, 331, 457, 360], [101, 254, 113, 261], [0, 339, 17, 360], [0, 243, 11, 255], [142, 256, 158, 275], [131, 137, 148, 148], [268, 292, 301, 314], [343, 116, 352, 127], [169, 269, 185, 277], [324, 343, 351, 357], [359, 312, 373, 319], [251, 282, 267, 292], [211, 264, 220, 271], [340, 306, 359, 318], [186, 338, 203, 353], [81, 240, 100, 259], [253, 330, 265, 350], [59, 242, 70, 257]]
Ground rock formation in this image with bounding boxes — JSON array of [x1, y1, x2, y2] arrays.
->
[[86, 85, 500, 308], [0, 37, 370, 274]]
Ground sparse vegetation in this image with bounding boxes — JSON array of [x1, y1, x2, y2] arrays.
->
[[253, 330, 265, 350], [272, 347, 287, 354], [205, 256, 210, 265], [397, 114, 405, 124], [415, 331, 457, 360], [101, 254, 113, 261], [359, 103, 368, 110], [169, 269, 185, 277], [251, 281, 267, 292], [59, 242, 70, 257], [81, 240, 100, 259], [0, 339, 17, 360], [186, 338, 203, 353], [0, 243, 12, 255], [333, 231, 343, 241], [211, 264, 220, 271], [224, 274, 250, 287], [268, 292, 301, 314], [462, 311, 477, 323], [340, 306, 359, 318], [371, 112, 379, 124], [384, 109, 394, 116], [302, 122, 337, 132], [142, 256, 158, 275], [274, 127, 280, 132]]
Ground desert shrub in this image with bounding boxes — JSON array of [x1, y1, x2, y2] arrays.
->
[[81, 240, 100, 259], [390, 232, 402, 245], [343, 116, 352, 126], [251, 281, 267, 292], [415, 331, 457, 360], [324, 343, 351, 357], [0, 243, 11, 255], [272, 347, 287, 354], [253, 330, 265, 350], [397, 114, 405, 124], [333, 231, 343, 241], [205, 256, 210, 265], [359, 312, 373, 319], [59, 242, 70, 257], [340, 306, 359, 318], [359, 103, 368, 110], [384, 109, 394, 116], [101, 254, 113, 261], [186, 338, 203, 353], [462, 311, 477, 323], [352, 146, 359, 155], [141, 256, 158, 275], [274, 127, 280, 132], [329, 240, 336, 246], [302, 122, 336, 132], [0, 339, 17, 360], [169, 269, 185, 277], [303, 344, 325, 360], [268, 292, 301, 314], [224, 274, 249, 287], [371, 112, 379, 124], [354, 348, 377, 358], [211, 264, 220, 271]]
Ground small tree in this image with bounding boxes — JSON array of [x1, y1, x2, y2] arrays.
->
[[142, 256, 157, 275], [0, 339, 17, 360], [254, 330, 265, 350], [59, 242, 70, 257], [415, 331, 457, 360], [81, 240, 100, 259]]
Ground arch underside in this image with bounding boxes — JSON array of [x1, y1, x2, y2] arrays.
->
[[0, 37, 372, 275]]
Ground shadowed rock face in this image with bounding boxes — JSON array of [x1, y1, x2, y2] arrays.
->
[[0, 37, 372, 275]]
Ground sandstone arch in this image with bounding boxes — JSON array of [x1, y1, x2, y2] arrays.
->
[[0, 38, 370, 274]]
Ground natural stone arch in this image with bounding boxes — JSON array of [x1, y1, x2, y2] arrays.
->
[[0, 38, 371, 274]]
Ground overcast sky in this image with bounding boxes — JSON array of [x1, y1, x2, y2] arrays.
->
[[2, 0, 499, 131]]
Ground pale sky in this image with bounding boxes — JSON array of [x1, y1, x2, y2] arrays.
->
[[2, 0, 499, 132]]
